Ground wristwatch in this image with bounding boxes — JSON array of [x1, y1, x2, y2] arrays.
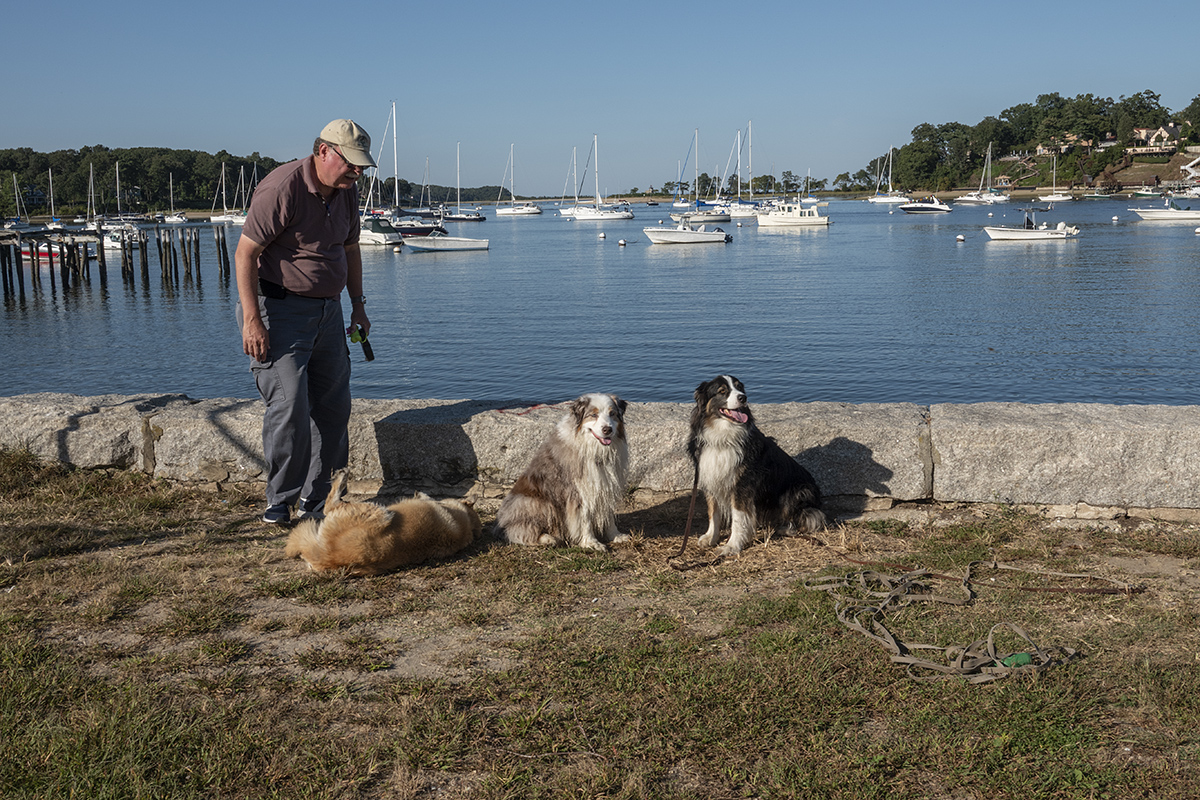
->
[[350, 295, 366, 305]]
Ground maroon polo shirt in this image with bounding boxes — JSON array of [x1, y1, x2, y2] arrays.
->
[[241, 155, 360, 298]]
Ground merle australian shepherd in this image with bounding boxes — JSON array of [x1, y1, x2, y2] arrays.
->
[[688, 375, 826, 555], [494, 393, 629, 551]]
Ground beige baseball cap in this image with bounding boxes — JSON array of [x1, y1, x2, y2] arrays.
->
[[319, 119, 377, 168]]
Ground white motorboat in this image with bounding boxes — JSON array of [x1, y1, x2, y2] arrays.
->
[[898, 196, 952, 214], [984, 209, 1078, 240], [402, 231, 489, 251], [495, 143, 542, 216], [643, 219, 731, 244], [1128, 198, 1200, 221], [755, 198, 830, 227], [1038, 156, 1073, 203], [359, 216, 403, 245]]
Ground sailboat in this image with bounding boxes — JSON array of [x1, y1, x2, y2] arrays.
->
[[1038, 155, 1073, 203], [164, 173, 186, 223], [867, 147, 910, 204], [3, 173, 35, 231], [574, 134, 633, 220], [495, 144, 541, 216], [210, 163, 247, 224], [557, 147, 580, 217], [956, 143, 1009, 205], [728, 124, 758, 218], [441, 142, 486, 222]]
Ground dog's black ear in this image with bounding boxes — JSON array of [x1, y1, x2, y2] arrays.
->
[[613, 396, 628, 417], [693, 379, 714, 404]]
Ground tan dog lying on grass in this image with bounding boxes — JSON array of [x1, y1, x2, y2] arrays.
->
[[285, 470, 481, 576]]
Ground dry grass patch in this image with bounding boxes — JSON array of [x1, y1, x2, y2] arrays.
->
[[2, 447, 1200, 798]]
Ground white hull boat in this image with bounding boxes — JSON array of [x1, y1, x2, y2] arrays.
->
[[984, 210, 1079, 240], [644, 220, 731, 244], [1037, 155, 1073, 203], [359, 217, 403, 245], [867, 147, 910, 203], [496, 203, 541, 216], [1129, 199, 1200, 220], [670, 209, 729, 223], [899, 196, 952, 213], [496, 143, 542, 216], [756, 198, 830, 227], [403, 232, 489, 251]]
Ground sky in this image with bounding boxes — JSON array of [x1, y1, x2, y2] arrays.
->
[[4, 1, 1197, 198]]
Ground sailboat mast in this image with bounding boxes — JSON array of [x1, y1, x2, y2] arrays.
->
[[748, 120, 753, 202], [392, 101, 398, 212], [116, 161, 122, 216], [456, 142, 461, 211], [593, 134, 601, 206], [48, 168, 55, 219], [694, 128, 699, 205], [736, 130, 741, 202]]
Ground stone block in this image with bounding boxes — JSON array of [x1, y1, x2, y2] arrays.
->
[[0, 392, 183, 469], [932, 403, 1200, 508], [149, 397, 265, 482]]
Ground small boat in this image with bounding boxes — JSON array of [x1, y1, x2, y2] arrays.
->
[[755, 198, 830, 227], [390, 219, 449, 236], [867, 148, 911, 204], [1037, 156, 1073, 203], [440, 142, 486, 221], [643, 218, 731, 244], [359, 216, 403, 245], [983, 209, 1079, 240], [572, 135, 635, 220], [402, 231, 489, 251], [1128, 198, 1200, 221], [1130, 186, 1163, 199], [899, 196, 952, 214], [495, 143, 542, 216]]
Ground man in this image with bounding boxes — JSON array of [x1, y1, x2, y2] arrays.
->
[[236, 119, 375, 525]]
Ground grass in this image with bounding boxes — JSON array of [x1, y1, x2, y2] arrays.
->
[[2, 446, 1200, 798]]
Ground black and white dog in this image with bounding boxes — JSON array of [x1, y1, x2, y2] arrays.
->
[[687, 375, 826, 555], [495, 394, 629, 551]]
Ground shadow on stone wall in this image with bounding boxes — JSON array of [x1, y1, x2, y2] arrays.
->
[[802, 436, 896, 513], [373, 400, 485, 499]]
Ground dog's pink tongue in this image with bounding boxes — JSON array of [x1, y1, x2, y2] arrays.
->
[[724, 409, 749, 424], [593, 431, 613, 446]]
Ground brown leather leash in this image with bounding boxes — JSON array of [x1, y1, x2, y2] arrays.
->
[[668, 461, 705, 570]]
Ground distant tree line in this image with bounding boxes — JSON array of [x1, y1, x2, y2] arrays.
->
[[0, 145, 511, 219], [833, 89, 1200, 193]]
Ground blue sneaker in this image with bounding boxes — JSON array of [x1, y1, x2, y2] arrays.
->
[[262, 503, 291, 526], [297, 496, 326, 520]]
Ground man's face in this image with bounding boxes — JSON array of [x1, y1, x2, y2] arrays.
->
[[316, 142, 364, 190]]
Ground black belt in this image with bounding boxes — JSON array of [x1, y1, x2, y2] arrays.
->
[[258, 279, 290, 299]]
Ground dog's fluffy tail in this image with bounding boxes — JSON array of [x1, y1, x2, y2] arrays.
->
[[286, 519, 324, 566]]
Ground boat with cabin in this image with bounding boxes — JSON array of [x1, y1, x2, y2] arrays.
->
[[755, 198, 830, 227], [898, 196, 952, 214]]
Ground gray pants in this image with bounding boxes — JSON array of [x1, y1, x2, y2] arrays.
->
[[241, 294, 351, 508]]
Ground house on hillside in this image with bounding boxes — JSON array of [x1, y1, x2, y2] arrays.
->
[[1128, 124, 1183, 155], [1035, 133, 1094, 156]]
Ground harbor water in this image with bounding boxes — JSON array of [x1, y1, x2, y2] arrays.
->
[[3, 198, 1199, 406]]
